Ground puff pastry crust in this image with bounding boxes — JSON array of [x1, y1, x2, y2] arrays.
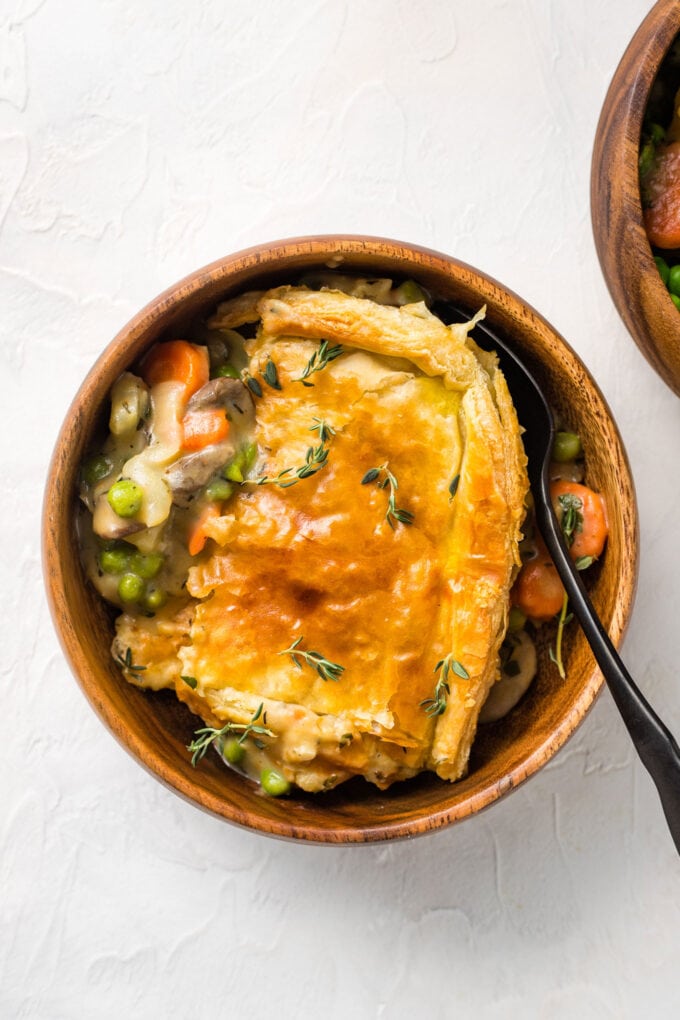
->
[[115, 286, 528, 791]]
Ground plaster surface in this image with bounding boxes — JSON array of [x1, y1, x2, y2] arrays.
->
[[2, 1, 679, 1016]]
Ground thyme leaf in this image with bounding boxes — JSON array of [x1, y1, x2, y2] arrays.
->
[[420, 654, 469, 716], [279, 636, 345, 682], [187, 703, 274, 767], [181, 675, 198, 689], [242, 371, 263, 397], [114, 646, 146, 674], [262, 357, 282, 391], [293, 340, 344, 386], [361, 468, 380, 485], [557, 492, 583, 547], [448, 474, 460, 501], [361, 462, 414, 528]]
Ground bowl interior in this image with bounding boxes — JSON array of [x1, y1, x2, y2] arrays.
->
[[43, 237, 638, 842]]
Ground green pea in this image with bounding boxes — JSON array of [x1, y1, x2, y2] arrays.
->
[[117, 572, 144, 602], [671, 293, 680, 311], [650, 122, 666, 145], [508, 606, 527, 634], [260, 767, 290, 797], [395, 279, 427, 305], [107, 479, 143, 518], [220, 444, 258, 485], [212, 364, 240, 379], [129, 551, 164, 579], [81, 454, 112, 486], [142, 586, 167, 612], [655, 256, 670, 287], [205, 478, 234, 501], [668, 265, 680, 297], [221, 736, 245, 765], [223, 460, 244, 483], [225, 445, 248, 476], [552, 431, 582, 463], [99, 547, 131, 574], [639, 140, 655, 177]]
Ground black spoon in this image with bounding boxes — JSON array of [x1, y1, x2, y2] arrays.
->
[[446, 304, 680, 856]]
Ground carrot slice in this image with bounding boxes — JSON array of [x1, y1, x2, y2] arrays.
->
[[140, 340, 209, 399], [187, 502, 220, 557], [182, 409, 230, 452], [550, 480, 608, 562], [513, 539, 565, 622], [513, 482, 608, 623]]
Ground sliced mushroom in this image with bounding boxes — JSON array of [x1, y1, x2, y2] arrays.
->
[[92, 494, 145, 540], [186, 377, 254, 425], [164, 439, 235, 507], [165, 379, 255, 506], [479, 630, 538, 723]]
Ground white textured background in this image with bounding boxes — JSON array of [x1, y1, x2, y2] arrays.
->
[[3, 0, 680, 1016]]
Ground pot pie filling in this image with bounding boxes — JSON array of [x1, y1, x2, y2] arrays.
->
[[78, 278, 535, 794]]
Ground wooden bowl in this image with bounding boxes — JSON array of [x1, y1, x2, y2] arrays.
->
[[592, 0, 680, 396], [42, 236, 638, 843]]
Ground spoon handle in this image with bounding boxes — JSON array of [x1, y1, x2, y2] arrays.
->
[[536, 496, 680, 855]]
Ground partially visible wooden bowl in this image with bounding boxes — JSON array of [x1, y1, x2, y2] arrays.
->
[[592, 0, 680, 396], [42, 236, 638, 843]]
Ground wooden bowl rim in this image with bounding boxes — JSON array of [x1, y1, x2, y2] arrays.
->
[[591, 0, 680, 395], [42, 234, 638, 843]]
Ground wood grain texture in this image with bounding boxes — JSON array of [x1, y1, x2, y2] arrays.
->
[[42, 236, 638, 843], [591, 0, 680, 396]]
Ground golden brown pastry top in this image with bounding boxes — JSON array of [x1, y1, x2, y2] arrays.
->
[[115, 285, 529, 791]]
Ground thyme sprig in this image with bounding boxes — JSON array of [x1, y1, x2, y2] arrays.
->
[[251, 418, 335, 488], [294, 340, 344, 386], [114, 646, 146, 675], [279, 636, 345, 682], [361, 462, 414, 528], [254, 440, 330, 488], [550, 493, 592, 678], [557, 492, 584, 547], [420, 654, 470, 716], [187, 703, 274, 767], [550, 593, 571, 680]]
